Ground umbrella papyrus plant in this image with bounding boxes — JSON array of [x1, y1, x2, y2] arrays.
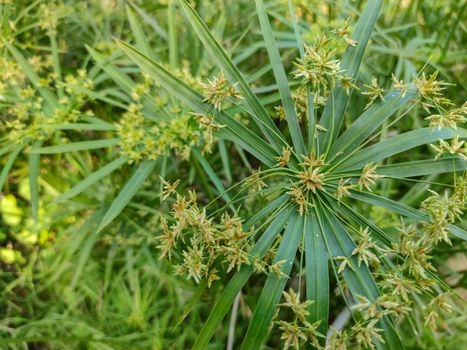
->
[[115, 0, 466, 349]]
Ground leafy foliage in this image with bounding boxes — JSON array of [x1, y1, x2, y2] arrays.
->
[[1, 0, 466, 349]]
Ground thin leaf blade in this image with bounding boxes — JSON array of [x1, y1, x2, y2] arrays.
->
[[117, 40, 277, 166], [97, 159, 157, 232], [178, 0, 285, 153], [335, 127, 467, 171], [55, 156, 129, 202], [327, 87, 417, 161], [30, 138, 120, 154], [305, 213, 329, 342], [240, 212, 304, 349], [193, 206, 294, 350], [256, 0, 305, 155], [319, 0, 383, 150]]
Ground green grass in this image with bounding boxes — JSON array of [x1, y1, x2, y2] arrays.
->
[[0, 1, 466, 349]]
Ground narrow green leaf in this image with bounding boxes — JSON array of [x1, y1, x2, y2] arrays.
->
[[322, 191, 393, 247], [335, 127, 467, 171], [400, 175, 435, 206], [0, 144, 13, 158], [286, 0, 315, 151], [126, 5, 155, 59], [48, 30, 64, 99], [168, 0, 178, 68], [117, 40, 277, 166], [178, 0, 285, 153], [30, 138, 120, 154], [175, 279, 208, 329], [29, 142, 41, 222], [55, 156, 129, 202], [192, 149, 231, 205], [318, 205, 404, 349], [241, 212, 304, 349], [39, 123, 117, 131], [287, 0, 305, 57], [327, 87, 417, 161], [378, 158, 467, 178], [350, 190, 467, 240], [5, 42, 58, 110], [70, 224, 101, 288], [193, 207, 293, 350], [86, 46, 135, 91], [304, 213, 329, 342], [256, 0, 305, 155], [80, 115, 116, 127], [319, 0, 383, 150], [218, 140, 232, 184], [98, 160, 157, 232], [245, 194, 289, 230], [130, 3, 168, 41], [64, 84, 128, 109], [0, 145, 23, 192]]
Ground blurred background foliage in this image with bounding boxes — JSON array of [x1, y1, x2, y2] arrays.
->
[[0, 0, 465, 349]]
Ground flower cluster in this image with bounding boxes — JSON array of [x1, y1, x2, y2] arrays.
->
[[293, 24, 358, 101], [157, 184, 254, 287], [414, 72, 466, 161], [275, 289, 323, 349], [0, 53, 94, 145], [201, 71, 241, 111], [426, 102, 466, 129], [358, 164, 384, 191], [421, 178, 466, 245], [275, 87, 310, 121], [285, 152, 328, 214], [116, 104, 220, 162], [414, 71, 451, 112], [431, 136, 466, 160], [356, 180, 466, 334], [282, 152, 385, 215], [293, 36, 342, 91], [362, 77, 385, 108], [424, 293, 454, 332], [351, 227, 381, 268], [330, 290, 411, 349], [38, 2, 68, 34], [327, 180, 465, 346], [332, 17, 357, 47]]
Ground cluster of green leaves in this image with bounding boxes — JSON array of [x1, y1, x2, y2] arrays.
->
[[1, 0, 466, 349]]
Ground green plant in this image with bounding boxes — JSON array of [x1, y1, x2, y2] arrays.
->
[[117, 1, 466, 348], [1, 0, 466, 349]]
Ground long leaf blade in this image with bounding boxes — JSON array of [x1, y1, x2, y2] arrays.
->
[[327, 87, 417, 161], [240, 212, 304, 349], [193, 206, 294, 350], [192, 149, 231, 205], [318, 204, 404, 349], [350, 190, 467, 240], [5, 42, 58, 111], [305, 213, 329, 342], [117, 40, 277, 166], [0, 145, 22, 192], [87, 46, 135, 91], [97, 160, 157, 232], [335, 127, 467, 171], [29, 141, 42, 222], [30, 138, 120, 154], [256, 0, 305, 155], [55, 156, 129, 202], [378, 158, 467, 178], [178, 0, 285, 153], [319, 0, 383, 150], [126, 5, 154, 59]]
